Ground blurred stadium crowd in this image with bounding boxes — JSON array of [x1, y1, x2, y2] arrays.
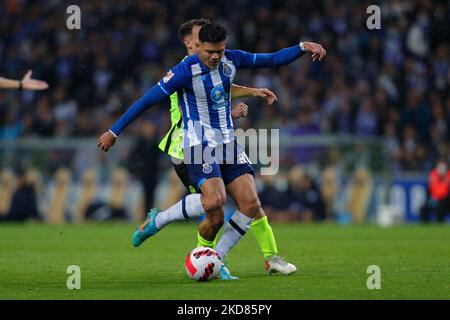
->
[[1, 0, 449, 223]]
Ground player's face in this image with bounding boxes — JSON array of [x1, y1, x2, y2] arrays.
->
[[198, 41, 225, 69]]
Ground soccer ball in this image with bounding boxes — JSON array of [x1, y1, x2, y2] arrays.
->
[[185, 247, 222, 281]]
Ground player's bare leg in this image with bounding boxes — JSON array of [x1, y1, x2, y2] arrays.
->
[[197, 178, 227, 240], [212, 173, 258, 260], [220, 173, 297, 275], [196, 177, 238, 280]]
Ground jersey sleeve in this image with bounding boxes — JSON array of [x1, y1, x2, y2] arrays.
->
[[109, 84, 168, 136], [158, 62, 189, 96], [227, 44, 306, 69]]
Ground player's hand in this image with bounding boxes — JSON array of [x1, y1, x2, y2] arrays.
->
[[253, 88, 278, 106], [21, 70, 49, 90], [302, 42, 326, 62], [97, 131, 116, 152], [231, 102, 249, 119]]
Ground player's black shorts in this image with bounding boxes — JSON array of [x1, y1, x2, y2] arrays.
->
[[172, 160, 196, 193]]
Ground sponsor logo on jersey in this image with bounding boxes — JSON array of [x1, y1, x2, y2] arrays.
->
[[163, 70, 175, 83], [222, 62, 232, 77], [210, 85, 229, 110]]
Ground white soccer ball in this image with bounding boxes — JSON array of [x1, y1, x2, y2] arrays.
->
[[185, 247, 222, 281]]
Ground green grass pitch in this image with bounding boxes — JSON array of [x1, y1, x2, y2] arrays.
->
[[0, 222, 449, 299]]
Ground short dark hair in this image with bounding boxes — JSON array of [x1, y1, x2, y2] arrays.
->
[[199, 22, 227, 43], [178, 18, 210, 41]]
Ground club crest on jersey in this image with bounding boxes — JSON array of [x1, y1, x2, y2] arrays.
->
[[163, 70, 175, 83], [222, 62, 232, 77], [202, 163, 213, 174], [210, 85, 228, 104]]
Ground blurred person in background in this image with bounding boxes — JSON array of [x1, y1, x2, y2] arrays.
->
[[0, 70, 48, 90], [257, 173, 291, 222], [288, 108, 321, 165], [127, 120, 160, 215], [420, 157, 450, 223], [285, 166, 325, 222], [0, 167, 40, 222], [44, 168, 74, 224], [0, 168, 15, 218], [397, 124, 427, 171], [320, 166, 339, 221], [346, 167, 373, 224], [31, 95, 56, 137]]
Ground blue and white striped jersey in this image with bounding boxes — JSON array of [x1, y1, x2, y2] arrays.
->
[[109, 44, 306, 147], [158, 51, 241, 148]]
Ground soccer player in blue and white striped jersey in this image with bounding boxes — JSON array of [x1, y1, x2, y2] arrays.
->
[[98, 22, 326, 278]]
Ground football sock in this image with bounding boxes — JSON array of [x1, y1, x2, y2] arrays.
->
[[214, 210, 253, 260], [197, 232, 218, 248], [250, 216, 278, 258], [155, 194, 204, 229]]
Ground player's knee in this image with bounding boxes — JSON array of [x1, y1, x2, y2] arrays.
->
[[204, 191, 226, 212], [240, 196, 261, 217]]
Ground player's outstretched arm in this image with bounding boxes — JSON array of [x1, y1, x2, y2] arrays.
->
[[97, 84, 169, 152], [231, 85, 278, 105], [98, 63, 187, 152], [0, 70, 49, 90], [232, 41, 326, 69]]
